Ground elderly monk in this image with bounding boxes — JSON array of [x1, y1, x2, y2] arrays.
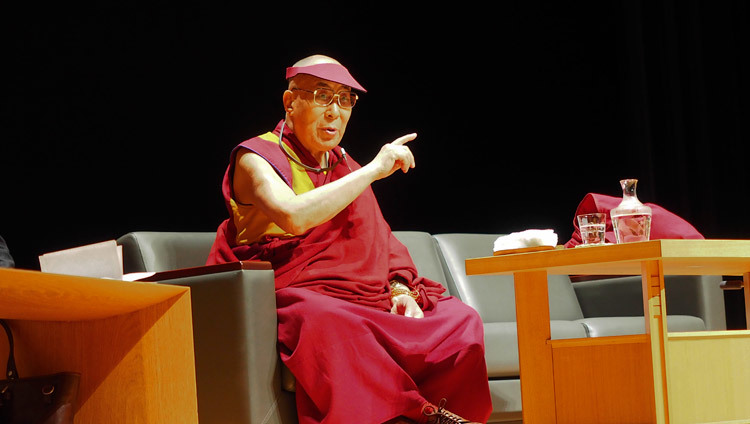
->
[[208, 55, 492, 424]]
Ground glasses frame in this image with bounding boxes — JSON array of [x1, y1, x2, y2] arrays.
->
[[291, 87, 358, 109]]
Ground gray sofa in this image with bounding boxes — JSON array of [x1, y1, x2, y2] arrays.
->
[[117, 231, 725, 424]]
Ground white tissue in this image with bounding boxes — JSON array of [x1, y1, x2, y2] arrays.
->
[[493, 229, 558, 252]]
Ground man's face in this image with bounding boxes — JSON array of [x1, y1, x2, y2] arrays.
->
[[286, 75, 352, 160]]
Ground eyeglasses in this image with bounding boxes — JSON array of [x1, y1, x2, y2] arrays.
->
[[291, 88, 358, 109]]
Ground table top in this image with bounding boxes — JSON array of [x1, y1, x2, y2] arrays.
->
[[0, 267, 189, 321], [465, 239, 750, 277]]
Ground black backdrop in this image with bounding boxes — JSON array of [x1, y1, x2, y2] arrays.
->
[[3, 1, 748, 279]]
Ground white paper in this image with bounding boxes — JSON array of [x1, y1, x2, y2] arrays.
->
[[122, 272, 156, 281], [39, 240, 123, 280]]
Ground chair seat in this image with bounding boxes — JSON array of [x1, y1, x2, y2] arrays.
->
[[484, 321, 588, 378], [577, 315, 705, 338]]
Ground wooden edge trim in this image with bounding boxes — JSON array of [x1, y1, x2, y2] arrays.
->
[[548, 334, 650, 348], [569, 275, 630, 283], [137, 261, 273, 282], [667, 330, 750, 341]]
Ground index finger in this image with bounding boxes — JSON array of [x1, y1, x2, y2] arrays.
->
[[392, 133, 417, 146]]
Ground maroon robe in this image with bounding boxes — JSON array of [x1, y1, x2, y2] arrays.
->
[[208, 121, 492, 423]]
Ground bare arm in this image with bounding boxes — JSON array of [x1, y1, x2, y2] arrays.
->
[[233, 134, 417, 235]]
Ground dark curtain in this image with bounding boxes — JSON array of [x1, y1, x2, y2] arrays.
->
[[622, 0, 748, 329], [1, 0, 747, 276], [620, 0, 748, 238]]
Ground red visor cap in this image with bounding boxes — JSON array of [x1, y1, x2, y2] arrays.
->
[[285, 63, 367, 93]]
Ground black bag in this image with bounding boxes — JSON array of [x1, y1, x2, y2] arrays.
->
[[0, 320, 80, 424]]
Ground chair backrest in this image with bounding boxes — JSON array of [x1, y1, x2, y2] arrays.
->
[[434, 233, 585, 322], [118, 230, 447, 283], [392, 231, 451, 295], [117, 231, 216, 273]]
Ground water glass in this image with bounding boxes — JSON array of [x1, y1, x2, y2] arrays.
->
[[577, 213, 607, 245]]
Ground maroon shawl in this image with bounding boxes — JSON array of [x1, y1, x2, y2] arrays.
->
[[207, 121, 445, 311]]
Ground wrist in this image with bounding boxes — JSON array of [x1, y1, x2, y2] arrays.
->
[[389, 280, 421, 303], [362, 161, 385, 183]]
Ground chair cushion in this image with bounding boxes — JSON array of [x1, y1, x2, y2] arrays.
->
[[117, 231, 215, 273], [486, 379, 523, 422], [577, 315, 706, 338], [392, 231, 450, 294], [574, 275, 725, 331], [484, 321, 589, 378]]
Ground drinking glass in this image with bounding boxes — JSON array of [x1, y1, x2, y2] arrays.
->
[[577, 213, 607, 245]]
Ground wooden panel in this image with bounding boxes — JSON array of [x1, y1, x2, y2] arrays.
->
[[667, 331, 750, 423], [0, 268, 187, 320], [464, 240, 750, 424], [659, 239, 750, 260], [550, 335, 656, 423], [513, 270, 557, 423], [642, 260, 669, 423], [0, 269, 198, 423], [467, 241, 663, 276], [466, 239, 750, 277]]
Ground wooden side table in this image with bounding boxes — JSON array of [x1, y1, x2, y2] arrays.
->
[[466, 240, 750, 424], [0, 268, 198, 423]]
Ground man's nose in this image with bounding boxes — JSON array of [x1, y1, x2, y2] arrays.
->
[[324, 101, 340, 119]]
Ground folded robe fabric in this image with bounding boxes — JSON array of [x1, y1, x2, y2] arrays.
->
[[564, 193, 704, 248]]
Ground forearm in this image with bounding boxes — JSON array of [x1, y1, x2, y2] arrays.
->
[[237, 133, 415, 236], [274, 162, 381, 234]]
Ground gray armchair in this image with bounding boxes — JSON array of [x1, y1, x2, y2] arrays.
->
[[118, 232, 297, 424], [117, 231, 463, 424]]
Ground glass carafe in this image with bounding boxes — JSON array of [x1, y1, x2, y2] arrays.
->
[[610, 179, 652, 243]]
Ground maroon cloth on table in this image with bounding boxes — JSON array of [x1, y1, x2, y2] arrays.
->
[[208, 121, 492, 423], [564, 193, 705, 248]]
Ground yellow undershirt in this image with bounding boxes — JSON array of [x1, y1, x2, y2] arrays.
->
[[231, 132, 317, 245]]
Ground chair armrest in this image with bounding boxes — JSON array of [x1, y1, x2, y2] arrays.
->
[[573, 275, 726, 330], [136, 260, 272, 281], [153, 264, 297, 424]]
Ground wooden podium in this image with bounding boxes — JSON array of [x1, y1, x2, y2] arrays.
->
[[466, 239, 750, 424], [0, 268, 198, 423]]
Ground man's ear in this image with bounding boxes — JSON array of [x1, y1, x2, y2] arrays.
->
[[282, 90, 294, 113]]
